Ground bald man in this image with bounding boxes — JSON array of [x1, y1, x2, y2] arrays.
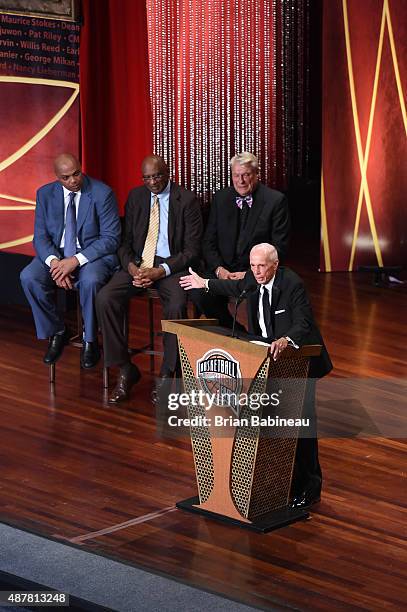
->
[[180, 243, 333, 509], [20, 154, 121, 368], [96, 155, 203, 404]]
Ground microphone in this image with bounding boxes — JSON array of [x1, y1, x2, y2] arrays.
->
[[231, 282, 258, 338]]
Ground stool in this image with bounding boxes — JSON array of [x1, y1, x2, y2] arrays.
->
[[49, 289, 83, 384], [102, 289, 199, 389], [102, 288, 164, 389]]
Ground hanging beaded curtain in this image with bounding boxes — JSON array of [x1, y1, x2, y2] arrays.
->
[[146, 0, 310, 203]]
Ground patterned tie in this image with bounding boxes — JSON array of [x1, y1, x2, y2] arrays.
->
[[64, 191, 77, 258], [235, 195, 253, 209], [236, 195, 252, 254], [141, 195, 160, 268]]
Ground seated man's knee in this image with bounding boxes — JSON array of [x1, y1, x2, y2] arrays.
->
[[79, 268, 109, 295], [20, 266, 29, 287], [95, 283, 111, 310], [164, 293, 187, 318], [20, 263, 38, 290]]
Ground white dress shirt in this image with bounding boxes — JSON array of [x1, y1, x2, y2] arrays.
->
[[258, 277, 275, 338], [150, 180, 171, 276]]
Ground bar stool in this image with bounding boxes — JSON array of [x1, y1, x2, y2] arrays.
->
[[49, 288, 83, 384], [102, 288, 164, 389]]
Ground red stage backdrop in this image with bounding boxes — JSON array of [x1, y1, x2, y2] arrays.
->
[[146, 0, 311, 202], [0, 10, 80, 256], [321, 0, 407, 271], [79, 0, 153, 212]]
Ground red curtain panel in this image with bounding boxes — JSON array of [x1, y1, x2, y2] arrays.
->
[[80, 0, 153, 212]]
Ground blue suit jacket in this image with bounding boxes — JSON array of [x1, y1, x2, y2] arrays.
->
[[33, 175, 120, 268]]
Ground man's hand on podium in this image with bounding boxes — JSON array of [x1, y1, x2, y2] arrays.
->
[[269, 337, 289, 361], [180, 268, 206, 290]]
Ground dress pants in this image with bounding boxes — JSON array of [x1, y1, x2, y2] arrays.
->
[[96, 268, 188, 373], [291, 378, 322, 494], [20, 256, 114, 341]]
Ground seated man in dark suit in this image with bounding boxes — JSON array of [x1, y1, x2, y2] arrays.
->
[[20, 153, 121, 368], [96, 155, 203, 404], [190, 152, 290, 328], [180, 243, 333, 509]]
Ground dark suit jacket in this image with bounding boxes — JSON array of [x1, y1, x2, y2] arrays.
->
[[33, 175, 120, 268], [119, 182, 203, 274], [208, 267, 333, 378], [203, 183, 290, 273]]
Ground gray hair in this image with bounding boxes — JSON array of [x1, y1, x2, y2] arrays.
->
[[230, 152, 259, 171], [250, 243, 279, 263]]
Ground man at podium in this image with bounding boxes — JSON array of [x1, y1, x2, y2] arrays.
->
[[180, 242, 332, 509]]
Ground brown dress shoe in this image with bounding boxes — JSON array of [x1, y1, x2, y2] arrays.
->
[[108, 364, 141, 404]]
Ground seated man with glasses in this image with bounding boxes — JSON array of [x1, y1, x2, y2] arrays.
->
[[189, 152, 290, 329], [96, 154, 203, 404]]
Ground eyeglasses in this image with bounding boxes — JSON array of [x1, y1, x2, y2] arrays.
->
[[232, 172, 255, 180], [142, 173, 165, 182]]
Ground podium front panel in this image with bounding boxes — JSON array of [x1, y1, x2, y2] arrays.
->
[[168, 323, 312, 523]]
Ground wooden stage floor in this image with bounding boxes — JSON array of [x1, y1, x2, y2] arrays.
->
[[0, 269, 406, 611]]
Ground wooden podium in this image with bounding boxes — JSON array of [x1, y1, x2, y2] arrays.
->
[[162, 319, 321, 533]]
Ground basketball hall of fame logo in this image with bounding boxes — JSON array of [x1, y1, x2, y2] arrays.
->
[[196, 349, 242, 416]]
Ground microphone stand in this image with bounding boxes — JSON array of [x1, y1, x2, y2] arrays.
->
[[231, 290, 246, 338]]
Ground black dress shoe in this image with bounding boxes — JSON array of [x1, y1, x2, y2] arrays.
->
[[81, 341, 101, 369], [290, 486, 321, 509], [108, 364, 141, 404], [43, 330, 70, 364], [151, 372, 174, 405]]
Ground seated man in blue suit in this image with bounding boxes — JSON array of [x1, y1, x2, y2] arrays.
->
[[20, 153, 121, 368]]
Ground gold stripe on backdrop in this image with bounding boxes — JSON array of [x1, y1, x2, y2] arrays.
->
[[342, 0, 384, 270], [0, 77, 79, 173], [320, 171, 331, 272]]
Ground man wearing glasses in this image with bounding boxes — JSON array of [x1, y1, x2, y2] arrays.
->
[[96, 155, 202, 404], [190, 152, 290, 329]]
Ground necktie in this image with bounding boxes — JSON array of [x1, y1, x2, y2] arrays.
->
[[235, 195, 253, 209], [64, 191, 77, 258], [261, 286, 273, 338], [141, 195, 160, 268], [236, 196, 252, 254]]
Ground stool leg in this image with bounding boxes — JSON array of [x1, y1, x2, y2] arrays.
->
[[103, 366, 109, 389], [149, 296, 154, 372], [49, 363, 55, 384]]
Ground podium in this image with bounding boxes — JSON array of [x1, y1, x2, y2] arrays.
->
[[162, 319, 322, 533]]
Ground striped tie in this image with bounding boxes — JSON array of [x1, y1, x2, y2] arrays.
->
[[141, 195, 160, 268]]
